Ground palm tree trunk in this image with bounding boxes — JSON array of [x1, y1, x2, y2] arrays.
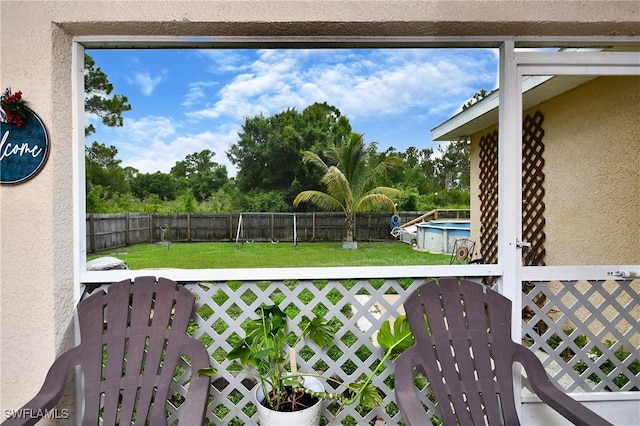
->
[[345, 229, 353, 242], [345, 212, 355, 242]]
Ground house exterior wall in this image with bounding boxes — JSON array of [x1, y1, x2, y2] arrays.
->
[[469, 76, 640, 265], [541, 76, 639, 265], [1, 0, 638, 418]]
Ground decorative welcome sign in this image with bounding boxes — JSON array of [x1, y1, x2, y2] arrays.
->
[[1, 88, 49, 184]]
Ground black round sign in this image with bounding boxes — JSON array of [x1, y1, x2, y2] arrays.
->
[[0, 108, 49, 185]]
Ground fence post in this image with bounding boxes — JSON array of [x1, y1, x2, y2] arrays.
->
[[187, 213, 191, 242], [88, 214, 96, 253], [149, 213, 154, 243], [125, 213, 130, 246]]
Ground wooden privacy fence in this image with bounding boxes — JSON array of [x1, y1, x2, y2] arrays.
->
[[86, 210, 470, 253]]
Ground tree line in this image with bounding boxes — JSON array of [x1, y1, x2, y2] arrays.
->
[[84, 55, 470, 214]]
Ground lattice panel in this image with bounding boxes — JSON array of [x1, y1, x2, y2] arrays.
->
[[522, 279, 640, 393], [522, 111, 546, 266], [86, 277, 636, 425], [478, 111, 547, 266], [478, 130, 499, 264], [184, 278, 437, 425]]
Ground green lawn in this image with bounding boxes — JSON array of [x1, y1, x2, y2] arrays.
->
[[88, 241, 450, 269]]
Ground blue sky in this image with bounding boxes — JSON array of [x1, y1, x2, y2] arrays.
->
[[87, 48, 498, 176]]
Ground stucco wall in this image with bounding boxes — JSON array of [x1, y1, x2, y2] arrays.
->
[[1, 8, 77, 421], [469, 77, 639, 265], [541, 76, 639, 265], [1, 0, 638, 419]]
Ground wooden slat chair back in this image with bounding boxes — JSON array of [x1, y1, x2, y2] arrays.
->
[[394, 277, 612, 426], [2, 276, 211, 426]]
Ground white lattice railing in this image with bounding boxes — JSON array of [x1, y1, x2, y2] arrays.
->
[[183, 277, 419, 426], [521, 280, 639, 394], [86, 276, 639, 425]]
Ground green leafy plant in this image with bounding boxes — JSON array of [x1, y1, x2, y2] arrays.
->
[[198, 304, 414, 414]]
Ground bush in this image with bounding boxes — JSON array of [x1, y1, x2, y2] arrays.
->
[[418, 189, 470, 211]]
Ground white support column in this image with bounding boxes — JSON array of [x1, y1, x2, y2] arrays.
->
[[497, 41, 523, 306], [72, 39, 87, 426], [498, 40, 524, 416], [72, 40, 86, 305]]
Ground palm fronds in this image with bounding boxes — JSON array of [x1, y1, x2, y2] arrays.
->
[[294, 132, 402, 241]]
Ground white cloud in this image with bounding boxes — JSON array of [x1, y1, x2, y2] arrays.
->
[[128, 71, 164, 96], [188, 48, 496, 128], [196, 50, 251, 73], [182, 81, 218, 107], [108, 115, 239, 176], [188, 55, 305, 120]]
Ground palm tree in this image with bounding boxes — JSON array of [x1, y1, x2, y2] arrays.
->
[[293, 133, 401, 245]]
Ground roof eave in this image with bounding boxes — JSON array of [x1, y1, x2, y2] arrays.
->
[[431, 90, 500, 142], [431, 74, 599, 141]]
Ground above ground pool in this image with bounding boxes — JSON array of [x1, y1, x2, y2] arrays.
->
[[416, 220, 471, 254]]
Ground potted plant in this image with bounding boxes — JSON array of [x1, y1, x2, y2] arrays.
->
[[199, 304, 414, 426]]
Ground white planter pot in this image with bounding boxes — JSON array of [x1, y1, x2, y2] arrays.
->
[[342, 240, 358, 249], [254, 376, 323, 426]]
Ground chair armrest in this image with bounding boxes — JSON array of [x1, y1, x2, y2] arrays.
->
[[177, 338, 212, 426], [513, 344, 613, 426], [1, 347, 82, 426], [394, 347, 432, 426]]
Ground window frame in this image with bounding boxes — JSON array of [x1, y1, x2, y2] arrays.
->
[[72, 37, 640, 289]]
